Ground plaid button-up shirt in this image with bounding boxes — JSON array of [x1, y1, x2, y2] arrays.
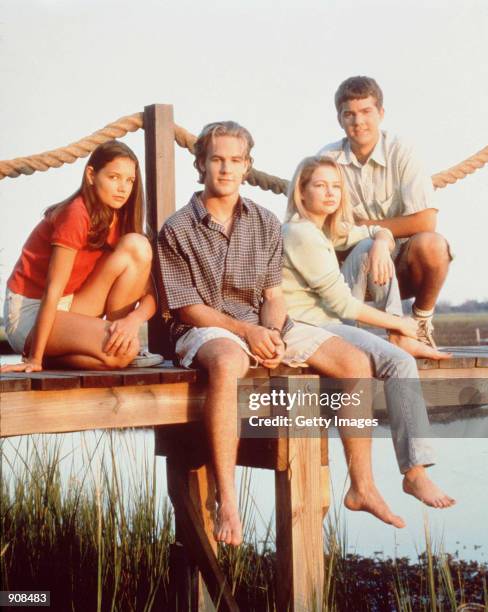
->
[[157, 192, 291, 344]]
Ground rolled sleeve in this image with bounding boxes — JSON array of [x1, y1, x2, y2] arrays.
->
[[398, 146, 437, 214], [157, 224, 204, 311], [284, 222, 362, 320]]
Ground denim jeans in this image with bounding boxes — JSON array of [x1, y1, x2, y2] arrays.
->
[[322, 323, 436, 473], [340, 238, 403, 317]]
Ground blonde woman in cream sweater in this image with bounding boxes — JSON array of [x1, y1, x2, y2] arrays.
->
[[282, 155, 454, 509]]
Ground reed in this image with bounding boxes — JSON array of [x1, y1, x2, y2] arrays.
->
[[1, 432, 486, 611]]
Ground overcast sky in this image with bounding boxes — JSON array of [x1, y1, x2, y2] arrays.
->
[[1, 0, 487, 304]]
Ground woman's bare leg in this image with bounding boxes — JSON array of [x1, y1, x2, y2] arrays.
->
[[70, 233, 152, 319], [34, 310, 140, 369]]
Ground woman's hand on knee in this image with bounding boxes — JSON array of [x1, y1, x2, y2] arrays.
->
[[104, 316, 140, 356]]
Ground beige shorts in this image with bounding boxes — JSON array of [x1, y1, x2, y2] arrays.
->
[[3, 288, 74, 354], [175, 322, 336, 369]]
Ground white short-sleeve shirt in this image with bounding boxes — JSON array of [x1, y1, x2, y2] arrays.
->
[[318, 131, 437, 222]]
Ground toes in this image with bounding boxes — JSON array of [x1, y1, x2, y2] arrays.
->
[[391, 515, 406, 529]]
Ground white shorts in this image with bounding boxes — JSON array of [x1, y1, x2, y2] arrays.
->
[[3, 288, 74, 354], [175, 322, 336, 369]]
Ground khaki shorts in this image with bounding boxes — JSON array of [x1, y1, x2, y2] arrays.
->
[[175, 322, 336, 369], [3, 288, 74, 354]]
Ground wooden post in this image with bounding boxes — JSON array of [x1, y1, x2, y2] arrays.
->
[[275, 376, 325, 612], [168, 463, 217, 612], [167, 457, 239, 612], [144, 104, 176, 356]]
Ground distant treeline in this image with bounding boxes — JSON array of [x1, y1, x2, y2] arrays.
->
[[435, 299, 488, 313]]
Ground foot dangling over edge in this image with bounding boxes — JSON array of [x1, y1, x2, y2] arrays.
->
[[345, 485, 406, 529], [214, 500, 243, 546], [403, 467, 456, 508]]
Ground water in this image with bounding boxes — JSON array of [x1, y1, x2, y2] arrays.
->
[[1, 426, 486, 563]]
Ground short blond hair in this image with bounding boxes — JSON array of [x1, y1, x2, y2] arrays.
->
[[285, 156, 353, 240]]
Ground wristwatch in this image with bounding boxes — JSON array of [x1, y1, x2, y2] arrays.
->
[[267, 326, 284, 337]]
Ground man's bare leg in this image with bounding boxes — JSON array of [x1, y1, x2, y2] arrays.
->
[[306, 337, 405, 528], [195, 338, 250, 546], [402, 466, 456, 508], [399, 232, 451, 312]]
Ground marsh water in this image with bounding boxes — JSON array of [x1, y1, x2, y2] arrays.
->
[[2, 423, 487, 564]]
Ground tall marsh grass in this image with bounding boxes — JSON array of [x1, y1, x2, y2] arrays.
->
[[1, 432, 486, 611]]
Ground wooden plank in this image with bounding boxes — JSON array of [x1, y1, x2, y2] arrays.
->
[[440, 346, 488, 356], [121, 369, 161, 386], [238, 438, 289, 470], [167, 457, 239, 612], [0, 383, 208, 437], [58, 370, 124, 389], [22, 371, 81, 391], [158, 367, 198, 384], [439, 357, 477, 369], [144, 103, 176, 358], [420, 367, 488, 379], [416, 358, 439, 370], [0, 375, 31, 393], [320, 465, 330, 519], [275, 377, 324, 612], [188, 464, 218, 612], [155, 423, 292, 471]]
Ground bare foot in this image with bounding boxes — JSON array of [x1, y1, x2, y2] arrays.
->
[[389, 333, 452, 361], [213, 501, 243, 546], [345, 485, 405, 528], [403, 467, 456, 508]]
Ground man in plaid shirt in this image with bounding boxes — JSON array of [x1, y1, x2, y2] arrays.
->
[[158, 121, 406, 546]]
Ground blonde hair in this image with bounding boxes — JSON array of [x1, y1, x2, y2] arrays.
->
[[285, 155, 353, 240]]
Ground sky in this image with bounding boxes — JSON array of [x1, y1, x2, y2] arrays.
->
[[1, 0, 488, 304]]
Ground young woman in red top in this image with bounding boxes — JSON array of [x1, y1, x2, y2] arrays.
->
[[2, 140, 157, 372]]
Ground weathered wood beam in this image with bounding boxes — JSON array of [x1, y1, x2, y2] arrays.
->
[[0, 383, 207, 437], [167, 457, 239, 612], [144, 103, 176, 356], [274, 376, 325, 612]]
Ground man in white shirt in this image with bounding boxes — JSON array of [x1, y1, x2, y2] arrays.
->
[[319, 76, 452, 351]]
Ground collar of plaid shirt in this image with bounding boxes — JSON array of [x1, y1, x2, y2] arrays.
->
[[191, 191, 250, 226]]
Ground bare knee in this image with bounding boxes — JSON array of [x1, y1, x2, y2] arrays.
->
[[100, 338, 140, 369], [116, 233, 153, 266], [410, 232, 450, 268], [198, 339, 250, 380]]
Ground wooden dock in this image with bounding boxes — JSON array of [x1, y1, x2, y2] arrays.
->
[[1, 350, 487, 611]]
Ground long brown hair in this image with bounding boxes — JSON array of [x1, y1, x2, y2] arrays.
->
[[285, 155, 353, 240], [45, 140, 144, 249]]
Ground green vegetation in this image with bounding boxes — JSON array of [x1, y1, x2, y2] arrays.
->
[[1, 433, 486, 611], [432, 312, 488, 346]]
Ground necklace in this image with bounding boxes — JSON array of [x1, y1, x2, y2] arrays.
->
[[211, 212, 234, 226]]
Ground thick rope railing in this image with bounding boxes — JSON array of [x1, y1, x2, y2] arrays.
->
[[0, 112, 486, 196]]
